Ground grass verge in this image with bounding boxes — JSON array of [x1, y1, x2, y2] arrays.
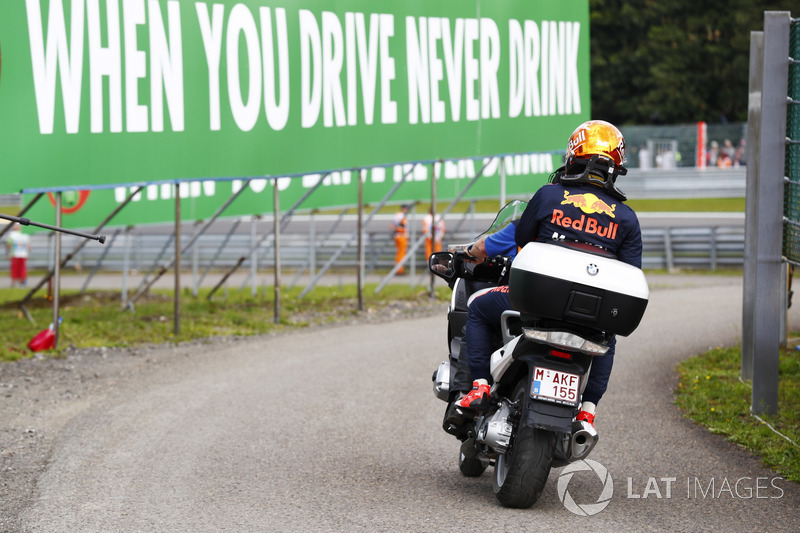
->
[[675, 344, 800, 482], [0, 283, 449, 363], [326, 197, 746, 215]]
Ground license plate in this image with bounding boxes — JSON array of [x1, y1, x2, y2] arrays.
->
[[531, 367, 580, 406]]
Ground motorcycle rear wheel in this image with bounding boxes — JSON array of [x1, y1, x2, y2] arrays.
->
[[493, 379, 555, 508]]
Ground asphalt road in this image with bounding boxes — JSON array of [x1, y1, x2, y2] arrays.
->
[[5, 274, 800, 532]]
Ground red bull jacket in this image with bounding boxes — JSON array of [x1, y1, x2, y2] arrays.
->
[[514, 182, 643, 268]]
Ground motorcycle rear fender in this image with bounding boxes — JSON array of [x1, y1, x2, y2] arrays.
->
[[500, 338, 594, 433]]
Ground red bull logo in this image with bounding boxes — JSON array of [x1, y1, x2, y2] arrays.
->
[[550, 210, 619, 240], [561, 190, 616, 218]]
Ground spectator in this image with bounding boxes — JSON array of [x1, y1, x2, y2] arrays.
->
[[734, 139, 747, 167], [390, 205, 409, 275], [723, 139, 736, 160], [656, 147, 677, 169], [423, 209, 446, 260], [706, 140, 720, 167], [5, 223, 31, 287], [717, 150, 732, 168], [638, 145, 652, 170]]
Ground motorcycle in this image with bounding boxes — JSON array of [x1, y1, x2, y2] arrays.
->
[[429, 201, 649, 508]]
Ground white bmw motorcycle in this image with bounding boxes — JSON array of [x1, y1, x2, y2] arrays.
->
[[430, 202, 649, 508]]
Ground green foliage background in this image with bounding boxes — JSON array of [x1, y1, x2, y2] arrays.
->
[[590, 1, 799, 124]]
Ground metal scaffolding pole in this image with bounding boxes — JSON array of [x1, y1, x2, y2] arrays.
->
[[174, 184, 181, 335], [0, 193, 44, 242], [208, 174, 328, 300], [429, 162, 438, 297], [273, 185, 282, 324], [357, 169, 365, 311], [196, 217, 244, 287], [80, 228, 122, 294], [298, 165, 417, 298], [123, 179, 252, 309], [288, 208, 349, 289], [20, 186, 141, 310], [53, 193, 62, 347], [374, 157, 495, 293]]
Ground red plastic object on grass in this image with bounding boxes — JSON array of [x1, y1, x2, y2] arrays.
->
[[27, 317, 62, 352], [27, 328, 55, 352]]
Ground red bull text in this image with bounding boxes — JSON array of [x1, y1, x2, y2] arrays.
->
[[550, 209, 619, 239]]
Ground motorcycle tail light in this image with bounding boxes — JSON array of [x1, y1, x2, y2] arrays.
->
[[522, 327, 610, 356], [549, 349, 572, 360]]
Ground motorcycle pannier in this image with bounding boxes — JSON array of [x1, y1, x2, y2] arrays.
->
[[509, 242, 649, 336]]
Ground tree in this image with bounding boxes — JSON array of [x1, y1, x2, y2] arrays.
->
[[590, 1, 798, 125]]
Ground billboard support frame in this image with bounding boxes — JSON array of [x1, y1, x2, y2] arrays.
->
[[207, 173, 330, 300], [19, 186, 142, 319], [374, 157, 495, 293], [123, 178, 255, 309], [298, 165, 418, 298]]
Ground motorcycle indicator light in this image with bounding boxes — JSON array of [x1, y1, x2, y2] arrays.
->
[[522, 327, 609, 356]]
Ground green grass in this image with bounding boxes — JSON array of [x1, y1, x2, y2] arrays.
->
[[335, 197, 746, 216], [0, 284, 450, 362], [626, 197, 745, 212], [675, 345, 800, 482]]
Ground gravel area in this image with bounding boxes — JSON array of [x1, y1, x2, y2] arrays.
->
[[0, 297, 444, 532], [0, 273, 759, 531]]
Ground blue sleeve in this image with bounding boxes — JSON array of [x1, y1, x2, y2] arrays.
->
[[484, 223, 519, 258]]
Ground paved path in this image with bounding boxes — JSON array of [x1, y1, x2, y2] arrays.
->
[[4, 274, 800, 532]]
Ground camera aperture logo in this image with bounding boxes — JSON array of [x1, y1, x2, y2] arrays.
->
[[557, 459, 614, 516]]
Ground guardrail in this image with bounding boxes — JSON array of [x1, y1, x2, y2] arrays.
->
[[8, 224, 744, 285]]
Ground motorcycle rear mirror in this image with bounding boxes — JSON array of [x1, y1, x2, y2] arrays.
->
[[429, 251, 455, 281]]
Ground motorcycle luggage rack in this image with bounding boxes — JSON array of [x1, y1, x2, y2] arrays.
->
[[500, 310, 523, 344]]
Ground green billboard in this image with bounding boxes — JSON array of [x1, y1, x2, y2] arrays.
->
[[0, 0, 590, 227]]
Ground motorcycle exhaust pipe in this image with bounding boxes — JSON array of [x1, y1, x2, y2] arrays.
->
[[432, 361, 451, 401], [569, 420, 599, 461]]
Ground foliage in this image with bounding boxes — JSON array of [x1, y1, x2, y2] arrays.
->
[[590, 0, 799, 124], [675, 345, 800, 482], [0, 284, 449, 363]]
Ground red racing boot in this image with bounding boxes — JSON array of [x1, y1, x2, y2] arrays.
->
[[576, 401, 597, 427], [576, 410, 595, 427], [455, 379, 491, 410]]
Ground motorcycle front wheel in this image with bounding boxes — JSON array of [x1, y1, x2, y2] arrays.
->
[[493, 378, 555, 508]]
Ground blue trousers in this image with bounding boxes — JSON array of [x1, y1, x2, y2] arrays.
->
[[464, 287, 615, 405]]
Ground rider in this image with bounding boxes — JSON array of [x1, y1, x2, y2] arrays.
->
[[455, 120, 643, 427]]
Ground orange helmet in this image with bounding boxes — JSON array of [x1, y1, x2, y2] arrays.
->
[[558, 120, 628, 200], [566, 120, 626, 168]]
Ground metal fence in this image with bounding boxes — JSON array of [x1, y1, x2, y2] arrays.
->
[[783, 18, 800, 263], [742, 11, 797, 416], [622, 123, 747, 170], [1, 165, 748, 289], [10, 220, 744, 284]]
